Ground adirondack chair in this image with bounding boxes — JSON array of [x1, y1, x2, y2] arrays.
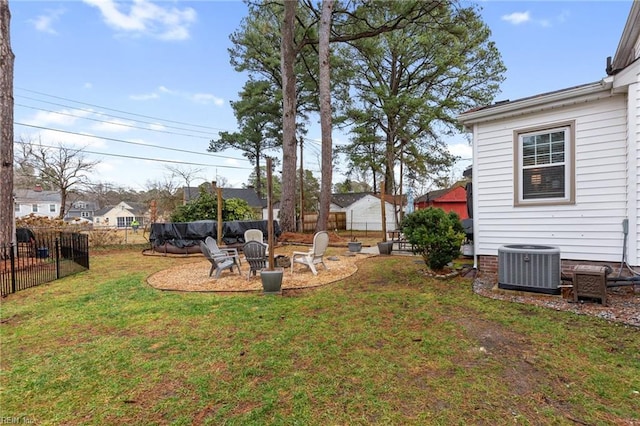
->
[[244, 229, 263, 243], [243, 240, 268, 279], [290, 231, 330, 275], [205, 236, 241, 267], [199, 241, 240, 278], [244, 229, 269, 254]]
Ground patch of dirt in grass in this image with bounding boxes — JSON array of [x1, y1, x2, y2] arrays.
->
[[193, 403, 226, 424]]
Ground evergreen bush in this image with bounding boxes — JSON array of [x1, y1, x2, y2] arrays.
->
[[170, 189, 255, 222], [401, 208, 464, 271]]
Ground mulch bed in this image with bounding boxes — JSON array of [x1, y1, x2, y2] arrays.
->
[[147, 244, 372, 293], [473, 276, 640, 328]]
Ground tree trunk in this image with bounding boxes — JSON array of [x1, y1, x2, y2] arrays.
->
[[0, 0, 14, 247], [316, 0, 334, 232], [58, 189, 68, 220], [384, 133, 395, 195], [279, 0, 298, 233]]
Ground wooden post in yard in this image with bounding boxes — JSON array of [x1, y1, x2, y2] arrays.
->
[[267, 157, 275, 270], [214, 181, 223, 245], [380, 180, 387, 242]]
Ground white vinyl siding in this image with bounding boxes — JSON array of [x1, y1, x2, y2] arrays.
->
[[473, 94, 628, 263]]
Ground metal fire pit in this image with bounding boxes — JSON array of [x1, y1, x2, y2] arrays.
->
[[275, 255, 290, 268], [572, 265, 608, 305]]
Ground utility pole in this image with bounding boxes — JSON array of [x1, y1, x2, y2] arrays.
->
[[299, 137, 304, 233]]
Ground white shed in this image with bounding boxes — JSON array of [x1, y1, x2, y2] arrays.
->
[[331, 193, 401, 231]]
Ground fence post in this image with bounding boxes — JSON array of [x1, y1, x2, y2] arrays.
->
[[10, 243, 16, 294], [55, 238, 60, 279]]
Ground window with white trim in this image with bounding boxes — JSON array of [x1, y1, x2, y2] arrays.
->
[[32, 204, 38, 213], [515, 122, 574, 205], [117, 217, 134, 228], [49, 204, 56, 212]]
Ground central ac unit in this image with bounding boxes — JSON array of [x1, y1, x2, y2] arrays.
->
[[498, 244, 561, 294]]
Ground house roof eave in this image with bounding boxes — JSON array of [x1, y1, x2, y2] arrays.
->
[[458, 80, 612, 129], [609, 1, 640, 74]]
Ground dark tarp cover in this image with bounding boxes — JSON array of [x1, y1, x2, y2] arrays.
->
[[221, 220, 281, 245], [149, 220, 281, 249], [149, 221, 217, 248]]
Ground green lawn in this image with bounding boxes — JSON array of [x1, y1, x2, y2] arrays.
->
[[1, 248, 638, 425]]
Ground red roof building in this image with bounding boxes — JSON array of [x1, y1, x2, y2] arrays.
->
[[414, 181, 469, 219]]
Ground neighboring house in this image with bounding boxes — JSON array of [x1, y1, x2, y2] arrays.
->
[[14, 187, 62, 219], [330, 192, 403, 231], [457, 2, 640, 275], [64, 201, 98, 223], [93, 202, 147, 228], [414, 181, 469, 219], [183, 185, 265, 217]]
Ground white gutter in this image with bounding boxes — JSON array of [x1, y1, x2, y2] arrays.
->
[[459, 79, 613, 128]]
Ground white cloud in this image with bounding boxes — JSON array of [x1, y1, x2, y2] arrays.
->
[[82, 0, 196, 41], [95, 161, 117, 175], [131, 86, 225, 106], [501, 11, 530, 25], [90, 118, 135, 133], [36, 129, 107, 150], [28, 8, 64, 35], [24, 108, 92, 128], [83, 82, 93, 89], [502, 10, 569, 27], [129, 92, 159, 101], [191, 93, 225, 106], [448, 142, 472, 160], [148, 123, 166, 131]]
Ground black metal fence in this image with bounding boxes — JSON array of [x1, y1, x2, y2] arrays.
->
[[1, 231, 90, 296]]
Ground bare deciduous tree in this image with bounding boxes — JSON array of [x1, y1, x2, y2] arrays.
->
[[0, 0, 14, 246], [164, 165, 204, 190], [16, 140, 100, 219]]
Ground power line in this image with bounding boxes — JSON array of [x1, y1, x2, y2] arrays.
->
[[13, 140, 253, 170], [14, 122, 250, 162], [15, 87, 228, 132], [16, 87, 326, 147], [15, 100, 214, 138]]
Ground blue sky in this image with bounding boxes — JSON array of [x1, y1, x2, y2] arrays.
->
[[10, 0, 634, 192]]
